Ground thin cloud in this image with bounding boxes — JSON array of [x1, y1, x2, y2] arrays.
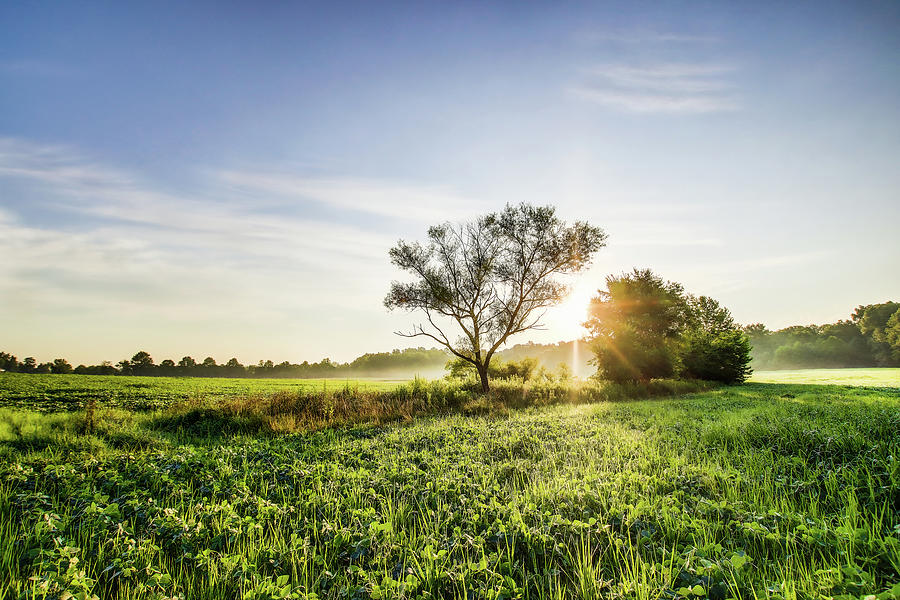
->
[[576, 30, 720, 45], [0, 138, 417, 326], [0, 137, 395, 263], [0, 138, 482, 226], [605, 219, 724, 248], [572, 62, 739, 114], [587, 64, 734, 93], [737, 251, 832, 270], [217, 170, 482, 223], [674, 251, 833, 296], [616, 236, 723, 248]]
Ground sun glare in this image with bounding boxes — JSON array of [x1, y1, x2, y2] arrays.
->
[[547, 282, 597, 340]]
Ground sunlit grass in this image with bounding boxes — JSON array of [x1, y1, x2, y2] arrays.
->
[[0, 372, 410, 412], [750, 367, 900, 387], [0, 380, 898, 598]]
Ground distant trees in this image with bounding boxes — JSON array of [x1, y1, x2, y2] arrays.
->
[[34, 361, 52, 374], [746, 301, 900, 369], [0, 352, 18, 372], [74, 361, 117, 375], [498, 341, 593, 376], [385, 203, 606, 392], [158, 359, 176, 376], [2, 300, 895, 381], [348, 348, 448, 375], [585, 269, 751, 383], [0, 346, 467, 379], [130, 351, 155, 376], [50, 358, 73, 374]]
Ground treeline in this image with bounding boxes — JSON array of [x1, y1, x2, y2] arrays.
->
[[3, 300, 897, 379], [0, 347, 450, 379], [0, 343, 589, 380], [744, 301, 900, 370]]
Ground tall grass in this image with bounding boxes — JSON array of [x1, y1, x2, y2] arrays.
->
[[147, 377, 715, 435], [0, 382, 897, 599]]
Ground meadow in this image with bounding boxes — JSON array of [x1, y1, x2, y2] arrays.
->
[[0, 374, 407, 412], [0, 373, 898, 599], [749, 368, 900, 387]]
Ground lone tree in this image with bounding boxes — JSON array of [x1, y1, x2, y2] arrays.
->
[[385, 203, 606, 392]]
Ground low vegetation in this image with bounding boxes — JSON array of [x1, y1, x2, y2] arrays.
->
[[0, 379, 897, 599], [0, 372, 709, 420], [0, 374, 406, 412]]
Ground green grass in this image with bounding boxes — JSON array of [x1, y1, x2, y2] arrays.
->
[[750, 368, 900, 387], [0, 380, 898, 599], [0, 373, 409, 412]]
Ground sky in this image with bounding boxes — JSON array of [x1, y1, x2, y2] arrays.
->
[[2, 1, 899, 366]]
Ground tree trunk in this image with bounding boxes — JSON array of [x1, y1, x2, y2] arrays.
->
[[476, 363, 490, 393]]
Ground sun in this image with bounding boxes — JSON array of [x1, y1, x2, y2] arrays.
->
[[546, 282, 597, 340]]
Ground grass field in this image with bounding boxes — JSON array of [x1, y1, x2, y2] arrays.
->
[[0, 370, 898, 599], [750, 368, 900, 387], [0, 373, 408, 412]]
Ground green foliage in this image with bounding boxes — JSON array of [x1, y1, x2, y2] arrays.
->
[[586, 269, 688, 382], [885, 310, 900, 361], [746, 302, 900, 369], [679, 296, 752, 384], [586, 269, 750, 383], [0, 381, 898, 598], [855, 301, 900, 340], [445, 356, 539, 381], [50, 358, 73, 375], [682, 329, 753, 383], [594, 327, 682, 382]]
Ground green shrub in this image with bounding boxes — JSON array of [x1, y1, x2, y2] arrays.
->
[[681, 329, 752, 383]]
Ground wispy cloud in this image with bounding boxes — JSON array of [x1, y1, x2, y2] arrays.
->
[[0, 137, 509, 361], [674, 251, 833, 297], [571, 63, 739, 114], [217, 171, 481, 222], [576, 30, 719, 45], [0, 138, 435, 324]]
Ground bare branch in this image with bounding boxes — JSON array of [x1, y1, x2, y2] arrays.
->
[[385, 203, 606, 390]]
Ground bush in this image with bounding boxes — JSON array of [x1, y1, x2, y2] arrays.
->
[[681, 330, 752, 383], [445, 357, 539, 382]]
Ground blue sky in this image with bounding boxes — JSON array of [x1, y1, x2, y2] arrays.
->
[[2, 1, 899, 365]]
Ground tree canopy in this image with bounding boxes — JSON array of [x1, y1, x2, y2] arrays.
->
[[385, 203, 606, 391], [585, 269, 751, 383], [745, 301, 900, 369]]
